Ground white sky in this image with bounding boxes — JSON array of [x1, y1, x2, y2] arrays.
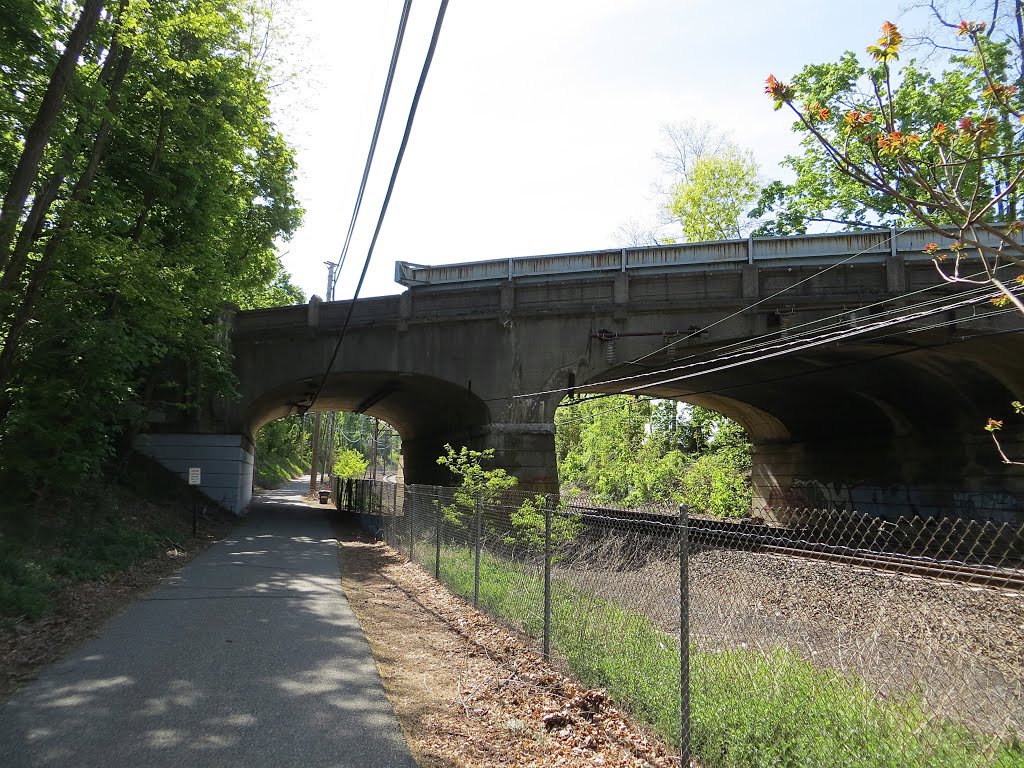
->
[[272, 0, 930, 301]]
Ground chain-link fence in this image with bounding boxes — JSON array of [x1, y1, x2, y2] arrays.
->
[[336, 477, 1024, 768]]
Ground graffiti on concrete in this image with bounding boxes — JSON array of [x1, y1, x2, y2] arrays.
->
[[768, 480, 1023, 522], [952, 490, 1023, 523]]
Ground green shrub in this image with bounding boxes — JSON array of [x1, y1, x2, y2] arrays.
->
[[436, 444, 517, 526], [679, 447, 751, 518], [506, 495, 582, 552], [333, 448, 368, 479], [0, 550, 55, 619], [0, 519, 169, 620]]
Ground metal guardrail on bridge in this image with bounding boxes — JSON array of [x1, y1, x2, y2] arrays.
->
[[394, 226, 1004, 287]]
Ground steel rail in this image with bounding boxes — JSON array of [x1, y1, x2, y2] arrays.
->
[[569, 506, 1024, 591]]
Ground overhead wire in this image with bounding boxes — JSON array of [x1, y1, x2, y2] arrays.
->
[[627, 228, 908, 366], [619, 286, 1020, 394], [614, 281, 997, 386], [307, 0, 450, 413], [328, 0, 414, 300], [509, 286, 1019, 415], [507, 259, 1016, 403], [554, 299, 1017, 428], [553, 312, 1021, 428], [512, 232, 912, 401], [615, 267, 997, 378], [646, 323, 1023, 406]]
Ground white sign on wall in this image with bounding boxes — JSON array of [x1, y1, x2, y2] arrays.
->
[[188, 467, 201, 485]]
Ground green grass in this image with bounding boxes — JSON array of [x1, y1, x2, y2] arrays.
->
[[254, 454, 305, 488], [433, 546, 1024, 768], [0, 519, 171, 620]]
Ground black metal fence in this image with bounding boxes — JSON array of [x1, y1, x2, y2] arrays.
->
[[336, 477, 1024, 768]]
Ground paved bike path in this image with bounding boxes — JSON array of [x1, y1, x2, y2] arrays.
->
[[0, 478, 415, 768]]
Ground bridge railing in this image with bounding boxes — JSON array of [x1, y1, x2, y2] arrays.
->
[[395, 226, 1016, 287], [341, 477, 1024, 767]]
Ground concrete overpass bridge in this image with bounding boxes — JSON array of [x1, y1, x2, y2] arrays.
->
[[136, 227, 1024, 521]]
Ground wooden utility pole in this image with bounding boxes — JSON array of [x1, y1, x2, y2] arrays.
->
[[323, 412, 337, 483], [310, 411, 322, 495], [370, 417, 380, 481]]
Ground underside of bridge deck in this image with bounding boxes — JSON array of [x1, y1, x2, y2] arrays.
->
[[583, 328, 1024, 520]]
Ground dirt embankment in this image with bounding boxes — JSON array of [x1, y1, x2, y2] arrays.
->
[[0, 493, 234, 701], [338, 531, 675, 768]]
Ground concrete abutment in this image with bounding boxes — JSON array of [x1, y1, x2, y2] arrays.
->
[[751, 434, 1024, 524], [133, 433, 254, 514], [478, 422, 559, 494]]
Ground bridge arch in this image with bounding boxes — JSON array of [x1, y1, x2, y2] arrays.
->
[[245, 371, 491, 486], [572, 328, 1024, 520]]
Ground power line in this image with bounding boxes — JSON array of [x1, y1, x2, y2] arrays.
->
[[511, 229, 912, 402], [619, 269, 997, 380], [620, 287, 1019, 394], [327, 0, 413, 301], [553, 315, 1020, 427], [503, 278, 1001, 404], [612, 282, 994, 387], [507, 251, 1022, 405], [496, 287, 1019, 423], [627, 228, 908, 366], [307, 0, 450, 413], [644, 323, 1023, 403]]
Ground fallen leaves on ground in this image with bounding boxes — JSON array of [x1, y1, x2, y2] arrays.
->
[[338, 532, 677, 768]]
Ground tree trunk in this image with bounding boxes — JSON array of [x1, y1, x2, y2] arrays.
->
[[324, 412, 338, 480], [0, 46, 133, 396], [130, 111, 169, 243], [0, 44, 132, 303], [370, 418, 380, 481], [0, 0, 106, 271]]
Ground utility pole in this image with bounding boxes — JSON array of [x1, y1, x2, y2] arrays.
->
[[370, 417, 380, 481], [323, 261, 337, 302], [310, 411, 322, 495], [316, 261, 336, 486]]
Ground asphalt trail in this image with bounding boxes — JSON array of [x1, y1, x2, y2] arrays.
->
[[0, 477, 416, 768]]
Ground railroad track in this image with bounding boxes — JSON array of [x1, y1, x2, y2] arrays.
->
[[569, 505, 1024, 591]]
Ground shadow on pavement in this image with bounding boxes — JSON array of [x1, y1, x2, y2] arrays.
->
[[0, 476, 415, 768]]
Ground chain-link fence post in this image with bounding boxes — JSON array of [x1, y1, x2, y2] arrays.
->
[[474, 493, 482, 608], [434, 486, 441, 579], [679, 503, 691, 767], [407, 484, 414, 561], [543, 499, 552, 661]]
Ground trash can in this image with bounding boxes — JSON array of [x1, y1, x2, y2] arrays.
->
[[318, 490, 331, 505]]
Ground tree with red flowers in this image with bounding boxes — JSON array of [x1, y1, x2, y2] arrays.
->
[[764, 18, 1024, 313]]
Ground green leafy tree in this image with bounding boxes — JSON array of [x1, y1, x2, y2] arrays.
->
[[666, 147, 761, 241], [649, 399, 685, 453], [763, 16, 1024, 310], [557, 396, 656, 504], [436, 444, 517, 526], [333, 448, 369, 479], [620, 122, 764, 246], [0, 0, 303, 503], [255, 414, 307, 486], [679, 447, 753, 519], [436, 444, 581, 548], [505, 494, 582, 553], [556, 396, 752, 515]]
